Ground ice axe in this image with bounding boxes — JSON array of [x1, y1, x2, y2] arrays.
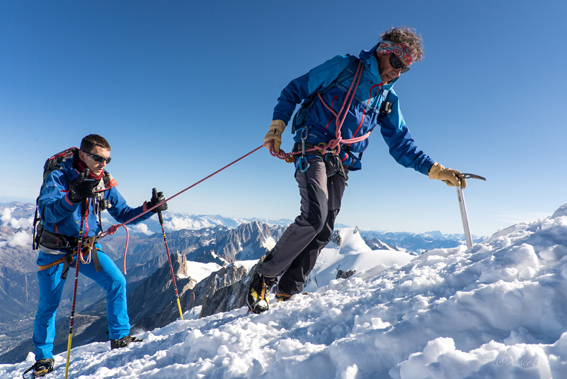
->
[[457, 173, 486, 248]]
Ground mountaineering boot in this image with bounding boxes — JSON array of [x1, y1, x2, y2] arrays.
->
[[110, 335, 144, 349], [247, 272, 277, 314], [22, 358, 54, 378], [276, 293, 292, 302]]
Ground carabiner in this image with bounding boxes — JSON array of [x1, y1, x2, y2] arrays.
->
[[299, 127, 308, 156], [299, 156, 310, 173]]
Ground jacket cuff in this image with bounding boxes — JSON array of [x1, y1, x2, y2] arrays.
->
[[61, 193, 81, 212]]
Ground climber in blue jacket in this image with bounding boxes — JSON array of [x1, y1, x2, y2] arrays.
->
[[29, 134, 167, 377], [248, 26, 466, 313]]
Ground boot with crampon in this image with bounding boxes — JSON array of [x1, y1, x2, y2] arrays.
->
[[22, 358, 54, 378], [246, 272, 277, 314]]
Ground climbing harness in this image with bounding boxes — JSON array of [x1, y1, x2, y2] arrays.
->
[[37, 236, 99, 278]]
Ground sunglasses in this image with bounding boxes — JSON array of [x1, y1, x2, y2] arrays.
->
[[82, 150, 112, 164], [389, 54, 410, 73]]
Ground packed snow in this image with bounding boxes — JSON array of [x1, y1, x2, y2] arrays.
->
[[4, 206, 567, 378]]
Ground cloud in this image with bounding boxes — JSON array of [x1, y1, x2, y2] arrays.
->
[[1, 208, 12, 225], [7, 231, 32, 248], [130, 223, 153, 236], [164, 215, 220, 231], [1, 207, 34, 229]]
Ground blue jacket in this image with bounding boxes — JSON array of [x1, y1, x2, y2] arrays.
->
[[273, 48, 435, 174], [38, 155, 152, 239]]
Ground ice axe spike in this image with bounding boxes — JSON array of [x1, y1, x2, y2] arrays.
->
[[457, 173, 486, 248]]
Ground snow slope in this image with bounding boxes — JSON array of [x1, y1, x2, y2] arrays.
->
[[4, 206, 567, 378]]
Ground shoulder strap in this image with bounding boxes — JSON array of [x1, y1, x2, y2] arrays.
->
[[330, 54, 360, 91], [291, 55, 360, 133]]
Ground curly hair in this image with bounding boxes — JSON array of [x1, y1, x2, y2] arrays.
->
[[380, 26, 424, 62]]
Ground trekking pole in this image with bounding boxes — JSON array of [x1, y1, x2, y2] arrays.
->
[[457, 173, 486, 248], [153, 188, 184, 321], [64, 199, 87, 379]]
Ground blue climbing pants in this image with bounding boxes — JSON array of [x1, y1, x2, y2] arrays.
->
[[33, 245, 130, 360]]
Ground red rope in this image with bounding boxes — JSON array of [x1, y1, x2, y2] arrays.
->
[[99, 144, 264, 273], [270, 61, 381, 161]]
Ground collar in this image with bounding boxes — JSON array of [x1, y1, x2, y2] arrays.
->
[[359, 49, 398, 89], [73, 152, 104, 180]]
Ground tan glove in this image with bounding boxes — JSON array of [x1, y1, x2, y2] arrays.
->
[[263, 120, 287, 153], [428, 162, 467, 189]]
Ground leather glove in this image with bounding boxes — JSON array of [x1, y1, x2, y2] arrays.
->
[[69, 169, 99, 203], [263, 120, 287, 153], [146, 190, 168, 213], [428, 162, 467, 189]]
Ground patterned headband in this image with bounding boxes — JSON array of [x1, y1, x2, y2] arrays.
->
[[375, 41, 414, 66]]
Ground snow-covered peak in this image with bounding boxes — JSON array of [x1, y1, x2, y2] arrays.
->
[[306, 227, 413, 293]]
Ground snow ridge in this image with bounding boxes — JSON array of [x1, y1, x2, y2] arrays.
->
[[3, 207, 567, 378]]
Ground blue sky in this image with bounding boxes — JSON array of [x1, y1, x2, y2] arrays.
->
[[1, 0, 566, 237]]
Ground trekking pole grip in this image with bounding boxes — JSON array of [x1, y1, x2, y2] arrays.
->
[[152, 188, 164, 225]]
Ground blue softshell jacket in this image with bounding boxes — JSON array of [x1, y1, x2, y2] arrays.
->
[[33, 155, 153, 360], [273, 48, 435, 173], [38, 156, 152, 238]]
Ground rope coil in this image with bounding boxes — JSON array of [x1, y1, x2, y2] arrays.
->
[[269, 61, 378, 161]]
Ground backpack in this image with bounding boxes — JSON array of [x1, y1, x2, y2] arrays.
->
[[291, 54, 392, 134], [32, 147, 79, 250]]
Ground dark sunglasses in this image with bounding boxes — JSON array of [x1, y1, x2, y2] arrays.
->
[[82, 150, 112, 164], [389, 54, 410, 73]]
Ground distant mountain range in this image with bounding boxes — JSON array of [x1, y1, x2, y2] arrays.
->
[[0, 201, 483, 363]]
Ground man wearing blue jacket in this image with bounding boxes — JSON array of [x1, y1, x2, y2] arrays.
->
[[247, 26, 466, 313], [29, 134, 167, 377]]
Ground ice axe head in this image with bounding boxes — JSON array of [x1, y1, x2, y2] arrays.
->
[[457, 173, 486, 189], [461, 173, 486, 182]]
